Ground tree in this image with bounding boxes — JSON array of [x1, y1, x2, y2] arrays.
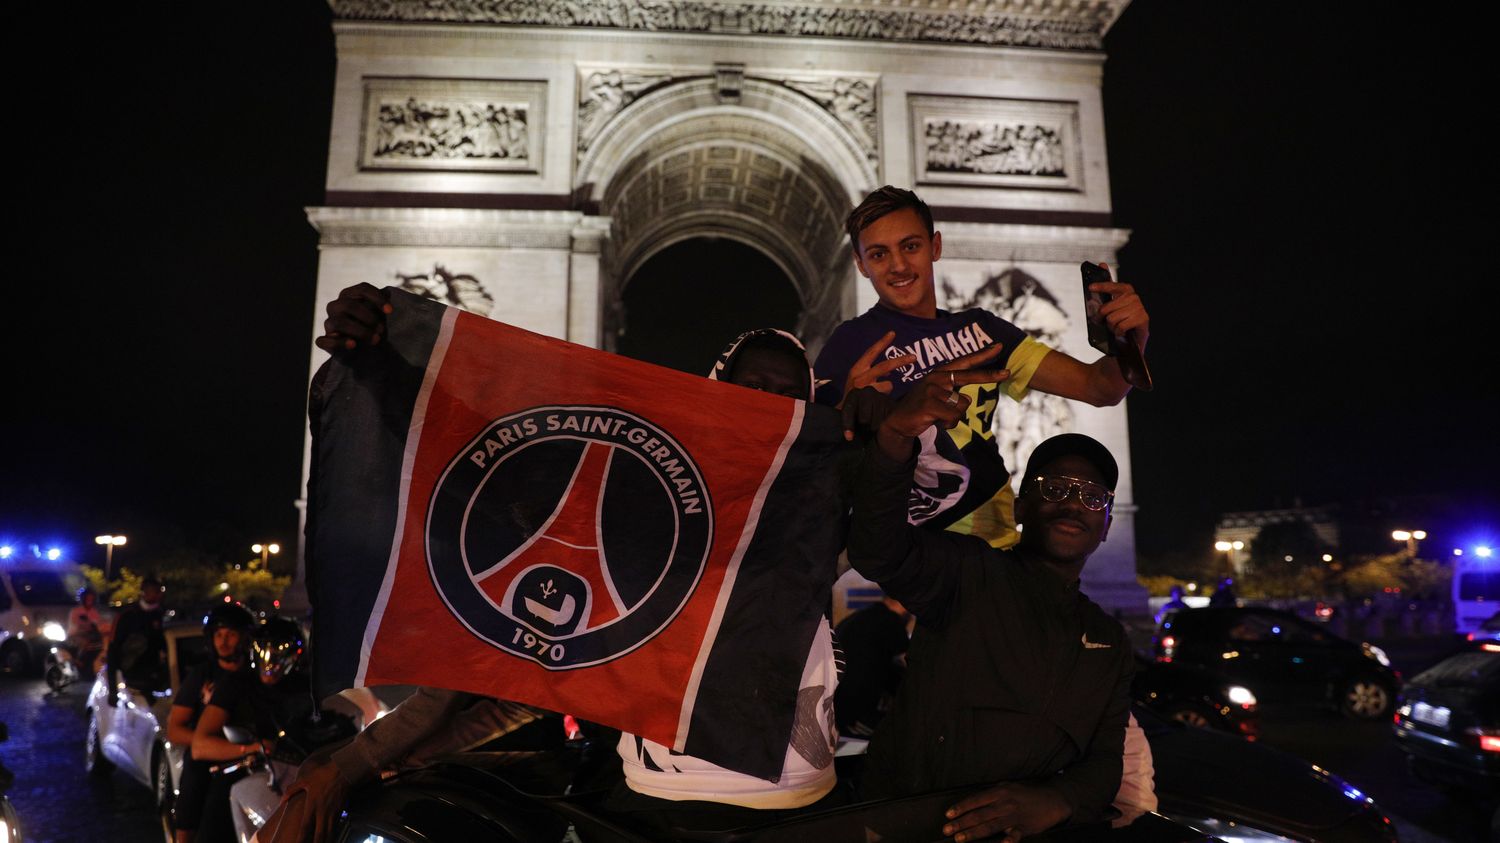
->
[[1242, 521, 1331, 599]]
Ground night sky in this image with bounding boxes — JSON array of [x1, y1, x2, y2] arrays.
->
[[4, 3, 1494, 573]]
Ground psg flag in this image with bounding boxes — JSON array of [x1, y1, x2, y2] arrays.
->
[[306, 290, 845, 780]]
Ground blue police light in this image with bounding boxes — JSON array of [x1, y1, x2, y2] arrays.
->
[[46, 547, 62, 561], [0, 546, 11, 559], [1478, 546, 1494, 559]]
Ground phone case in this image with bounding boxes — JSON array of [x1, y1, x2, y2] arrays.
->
[[1079, 262, 1153, 391]]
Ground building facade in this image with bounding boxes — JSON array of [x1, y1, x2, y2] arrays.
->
[[299, 0, 1145, 613]]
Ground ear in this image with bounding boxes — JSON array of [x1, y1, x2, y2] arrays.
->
[[1014, 486, 1034, 526], [931, 230, 943, 262], [853, 249, 871, 280], [1099, 507, 1112, 543]]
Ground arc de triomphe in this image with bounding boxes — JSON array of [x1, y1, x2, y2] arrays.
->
[[299, 0, 1146, 615]]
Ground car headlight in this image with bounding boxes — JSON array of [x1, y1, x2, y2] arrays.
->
[[1168, 815, 1298, 842], [1366, 644, 1391, 667], [42, 621, 67, 642], [1225, 685, 1258, 707]]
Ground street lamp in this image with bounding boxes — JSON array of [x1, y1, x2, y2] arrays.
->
[[1214, 540, 1244, 576], [251, 542, 281, 571], [1391, 529, 1426, 558], [95, 535, 126, 579]]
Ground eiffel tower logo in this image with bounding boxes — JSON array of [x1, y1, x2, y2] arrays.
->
[[471, 441, 630, 635]]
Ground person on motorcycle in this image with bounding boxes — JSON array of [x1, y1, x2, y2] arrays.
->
[[66, 587, 106, 674], [171, 602, 255, 843], [222, 617, 321, 843]]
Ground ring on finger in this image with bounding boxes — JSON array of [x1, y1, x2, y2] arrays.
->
[[944, 391, 962, 406], [949, 372, 956, 390]]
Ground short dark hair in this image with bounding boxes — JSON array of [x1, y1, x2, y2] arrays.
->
[[845, 186, 934, 252]]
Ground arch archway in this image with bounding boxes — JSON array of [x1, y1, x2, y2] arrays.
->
[[577, 77, 875, 350], [616, 237, 801, 374]]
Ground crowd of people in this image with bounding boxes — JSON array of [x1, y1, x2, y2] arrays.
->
[[165, 184, 1155, 842]]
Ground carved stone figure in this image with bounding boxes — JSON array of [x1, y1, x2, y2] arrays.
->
[[924, 120, 1065, 176], [577, 68, 679, 152], [374, 97, 529, 161], [943, 268, 1072, 482], [780, 76, 878, 159], [396, 265, 495, 316]]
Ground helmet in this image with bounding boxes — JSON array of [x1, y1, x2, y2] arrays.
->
[[203, 603, 255, 636], [250, 617, 306, 683]]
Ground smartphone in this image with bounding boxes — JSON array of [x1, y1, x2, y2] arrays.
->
[[1079, 261, 1153, 391], [1081, 261, 1115, 356]]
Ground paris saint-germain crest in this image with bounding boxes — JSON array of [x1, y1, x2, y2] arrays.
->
[[426, 406, 713, 670]]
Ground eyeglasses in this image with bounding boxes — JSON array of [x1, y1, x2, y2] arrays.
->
[[1029, 474, 1114, 511]]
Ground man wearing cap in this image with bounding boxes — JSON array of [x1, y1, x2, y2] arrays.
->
[[846, 362, 1134, 842]]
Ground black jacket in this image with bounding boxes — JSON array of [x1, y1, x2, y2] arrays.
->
[[848, 444, 1132, 822]]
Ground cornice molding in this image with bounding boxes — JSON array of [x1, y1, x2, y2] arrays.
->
[[938, 221, 1130, 262], [306, 206, 589, 248], [329, 0, 1130, 50]]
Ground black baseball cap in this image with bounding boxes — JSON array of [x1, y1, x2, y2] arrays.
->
[[1020, 433, 1119, 492]]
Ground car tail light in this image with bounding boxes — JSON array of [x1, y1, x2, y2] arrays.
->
[[1476, 732, 1500, 753], [1158, 635, 1176, 662]]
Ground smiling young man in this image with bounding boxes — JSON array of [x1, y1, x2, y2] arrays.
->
[[845, 359, 1133, 842], [813, 186, 1150, 545]]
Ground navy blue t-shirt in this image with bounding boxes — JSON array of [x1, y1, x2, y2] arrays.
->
[[813, 305, 1036, 532]]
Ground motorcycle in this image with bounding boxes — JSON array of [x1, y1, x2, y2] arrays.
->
[[1, 722, 22, 842], [42, 644, 86, 694], [216, 712, 358, 842]]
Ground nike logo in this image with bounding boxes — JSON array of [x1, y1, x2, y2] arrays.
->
[[1081, 633, 1111, 649]]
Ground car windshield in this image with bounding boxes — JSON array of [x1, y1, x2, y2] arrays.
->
[[1458, 571, 1500, 601], [1411, 651, 1500, 689], [9, 571, 77, 606]]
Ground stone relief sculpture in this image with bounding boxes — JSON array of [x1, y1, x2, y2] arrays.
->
[[924, 120, 1065, 177], [577, 68, 681, 153], [909, 95, 1081, 190], [333, 1, 1122, 51], [396, 265, 496, 316], [374, 97, 529, 162], [943, 268, 1072, 486], [361, 78, 545, 173], [779, 77, 878, 160]]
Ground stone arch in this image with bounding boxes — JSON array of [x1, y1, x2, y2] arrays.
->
[[576, 77, 876, 348]]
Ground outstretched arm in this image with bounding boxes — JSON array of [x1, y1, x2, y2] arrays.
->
[[268, 688, 540, 843], [1029, 266, 1149, 407], [846, 347, 1008, 619]]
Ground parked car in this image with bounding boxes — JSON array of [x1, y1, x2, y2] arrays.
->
[[1392, 644, 1500, 793], [1132, 654, 1258, 737], [0, 562, 85, 675], [338, 729, 1214, 843], [1142, 704, 1397, 842], [1154, 607, 1401, 719], [329, 704, 1397, 843], [85, 623, 206, 840]]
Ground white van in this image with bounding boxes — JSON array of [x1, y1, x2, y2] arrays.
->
[[0, 562, 86, 673], [1453, 552, 1500, 635]]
